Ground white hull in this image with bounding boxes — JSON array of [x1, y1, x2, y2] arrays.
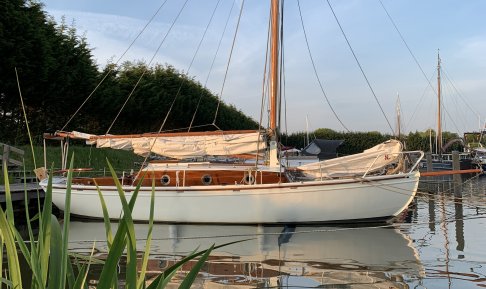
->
[[42, 172, 419, 224]]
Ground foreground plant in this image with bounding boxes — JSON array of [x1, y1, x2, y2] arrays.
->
[[0, 157, 234, 289]]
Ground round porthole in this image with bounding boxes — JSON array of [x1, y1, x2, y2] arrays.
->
[[201, 174, 212, 185], [161, 174, 171, 186], [243, 173, 255, 185]]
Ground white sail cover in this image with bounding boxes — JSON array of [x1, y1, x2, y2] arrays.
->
[[297, 139, 403, 178], [91, 131, 266, 159]]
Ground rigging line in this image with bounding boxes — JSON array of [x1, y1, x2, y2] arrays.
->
[[404, 71, 435, 132], [379, 0, 439, 101], [442, 77, 468, 132], [440, 96, 462, 135], [15, 68, 36, 169], [256, 5, 273, 168], [188, 0, 235, 132], [277, 0, 285, 135], [154, 0, 222, 132], [326, 0, 394, 134], [442, 68, 480, 124], [61, 0, 169, 131], [435, 64, 463, 134], [297, 0, 350, 133], [281, 2, 288, 141], [106, 0, 191, 134], [211, 0, 245, 125]]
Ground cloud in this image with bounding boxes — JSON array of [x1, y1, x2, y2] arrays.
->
[[457, 36, 486, 66]]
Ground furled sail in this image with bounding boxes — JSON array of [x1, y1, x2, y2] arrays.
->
[[61, 130, 266, 159], [297, 139, 403, 178]]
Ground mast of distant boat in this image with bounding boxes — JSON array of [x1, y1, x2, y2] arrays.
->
[[437, 51, 442, 156], [395, 93, 401, 139]]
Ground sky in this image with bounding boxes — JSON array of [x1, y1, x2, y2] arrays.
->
[[39, 0, 486, 134]]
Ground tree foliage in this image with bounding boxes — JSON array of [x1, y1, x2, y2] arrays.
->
[[0, 1, 258, 144], [282, 129, 465, 155], [80, 62, 259, 135], [0, 0, 98, 144]]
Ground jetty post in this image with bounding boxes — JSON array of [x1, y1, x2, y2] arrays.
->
[[425, 153, 433, 172], [452, 151, 462, 197]]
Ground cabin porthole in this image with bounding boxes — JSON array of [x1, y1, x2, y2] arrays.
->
[[201, 174, 212, 185], [160, 175, 171, 186], [243, 173, 255, 185]]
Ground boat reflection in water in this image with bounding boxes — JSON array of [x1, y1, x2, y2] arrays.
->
[[68, 222, 424, 288]]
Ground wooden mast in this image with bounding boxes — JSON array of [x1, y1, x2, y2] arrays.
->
[[268, 0, 280, 167], [437, 51, 442, 155], [269, 0, 280, 132]]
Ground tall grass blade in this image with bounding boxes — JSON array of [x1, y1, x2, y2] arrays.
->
[[0, 165, 22, 289], [39, 166, 54, 285], [105, 160, 138, 289], [107, 160, 136, 245], [96, 160, 142, 289], [95, 181, 113, 248], [2, 161, 14, 227], [72, 242, 97, 289], [137, 179, 155, 289], [0, 232, 3, 283], [147, 240, 249, 289], [47, 214, 63, 289], [0, 208, 22, 288], [0, 278, 13, 288], [178, 244, 215, 289], [58, 155, 75, 289]]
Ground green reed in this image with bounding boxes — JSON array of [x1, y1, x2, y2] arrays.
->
[[0, 157, 235, 289]]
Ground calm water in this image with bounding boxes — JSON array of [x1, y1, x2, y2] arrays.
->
[[67, 176, 486, 289]]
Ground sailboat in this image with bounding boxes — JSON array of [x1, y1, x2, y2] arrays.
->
[[38, 0, 424, 224], [420, 52, 472, 171]]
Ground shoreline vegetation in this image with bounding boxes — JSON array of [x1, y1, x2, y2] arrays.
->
[[1, 158, 239, 288]]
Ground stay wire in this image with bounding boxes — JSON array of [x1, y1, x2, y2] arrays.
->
[[378, 0, 436, 93], [61, 0, 169, 131], [326, 0, 394, 134], [256, 6, 273, 168], [281, 2, 288, 141], [278, 0, 285, 136], [15, 68, 36, 170], [405, 72, 435, 132], [212, 0, 245, 125], [107, 0, 191, 134], [442, 68, 480, 128], [188, 0, 235, 131], [154, 0, 222, 132], [379, 1, 466, 134], [297, 0, 350, 133], [132, 0, 193, 178]]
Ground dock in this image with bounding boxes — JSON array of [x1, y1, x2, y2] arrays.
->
[[0, 183, 44, 217], [1, 143, 45, 217]]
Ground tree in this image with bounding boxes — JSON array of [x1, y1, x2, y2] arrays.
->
[[0, 0, 98, 144]]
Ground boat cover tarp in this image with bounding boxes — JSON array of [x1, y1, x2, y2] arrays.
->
[[301, 139, 344, 160], [91, 131, 266, 159], [297, 139, 402, 178]]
